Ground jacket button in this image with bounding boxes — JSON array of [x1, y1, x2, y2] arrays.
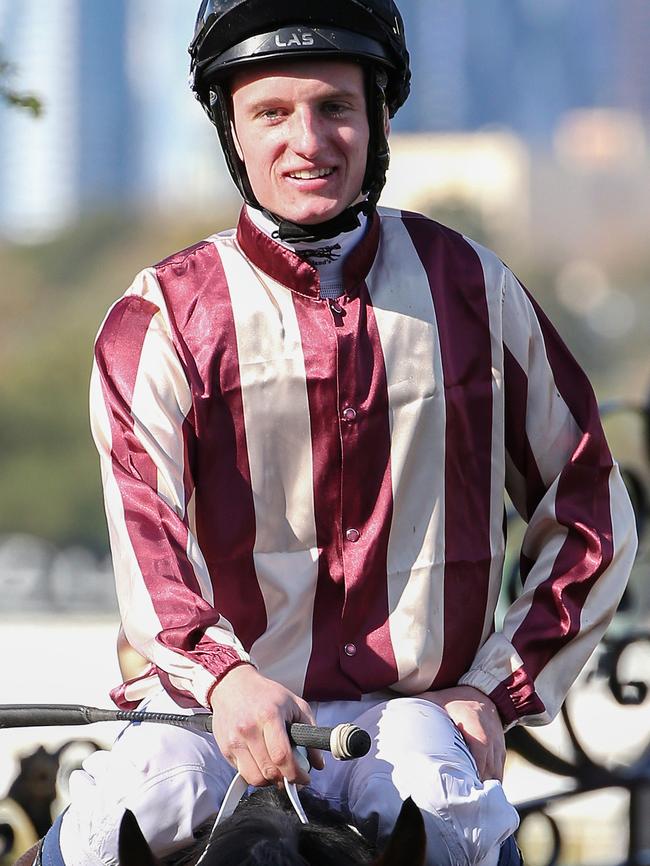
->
[[342, 407, 357, 422], [344, 643, 357, 657], [345, 528, 360, 543]]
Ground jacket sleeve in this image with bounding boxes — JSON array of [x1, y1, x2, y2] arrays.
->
[[90, 268, 251, 708], [459, 266, 637, 728]]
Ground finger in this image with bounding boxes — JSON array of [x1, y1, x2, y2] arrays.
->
[[488, 728, 506, 782], [229, 745, 270, 788], [219, 718, 281, 786], [307, 746, 325, 771], [466, 734, 489, 781], [482, 749, 496, 782], [295, 698, 318, 728], [292, 699, 325, 771], [484, 741, 504, 782], [264, 721, 311, 786], [243, 728, 287, 785], [494, 741, 506, 782], [476, 751, 489, 782]]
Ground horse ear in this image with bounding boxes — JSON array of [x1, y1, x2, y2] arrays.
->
[[372, 797, 426, 866], [118, 808, 158, 866]]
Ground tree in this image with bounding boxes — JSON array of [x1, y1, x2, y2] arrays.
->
[[0, 44, 42, 116]]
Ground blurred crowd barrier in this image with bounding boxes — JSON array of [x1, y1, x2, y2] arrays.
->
[[0, 534, 116, 614]]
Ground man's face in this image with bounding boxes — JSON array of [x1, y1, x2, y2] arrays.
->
[[230, 59, 370, 225]]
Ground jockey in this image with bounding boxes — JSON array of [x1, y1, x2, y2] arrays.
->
[[37, 1, 636, 864]]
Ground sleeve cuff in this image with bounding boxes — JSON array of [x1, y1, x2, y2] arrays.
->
[[460, 665, 547, 730], [203, 660, 255, 709]]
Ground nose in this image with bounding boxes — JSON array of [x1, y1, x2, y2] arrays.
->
[[290, 106, 324, 159]]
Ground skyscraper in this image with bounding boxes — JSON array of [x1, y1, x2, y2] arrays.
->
[[394, 0, 469, 133], [0, 0, 132, 241], [0, 0, 80, 240], [125, 0, 235, 219], [396, 0, 625, 141], [77, 0, 132, 210], [0, 0, 642, 239]]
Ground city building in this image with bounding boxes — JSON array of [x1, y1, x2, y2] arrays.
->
[[125, 0, 235, 219], [77, 1, 132, 212], [0, 0, 647, 241], [0, 0, 80, 240], [0, 0, 132, 241]]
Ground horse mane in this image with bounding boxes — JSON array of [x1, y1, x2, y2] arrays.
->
[[162, 788, 376, 866]]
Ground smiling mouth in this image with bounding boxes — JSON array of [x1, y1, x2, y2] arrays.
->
[[287, 168, 335, 180]]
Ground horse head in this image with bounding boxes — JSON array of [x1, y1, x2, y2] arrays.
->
[[118, 788, 426, 866]]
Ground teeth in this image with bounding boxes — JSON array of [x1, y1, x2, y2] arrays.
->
[[289, 168, 333, 179]]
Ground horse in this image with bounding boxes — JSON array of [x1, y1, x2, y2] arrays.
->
[[118, 787, 427, 866]]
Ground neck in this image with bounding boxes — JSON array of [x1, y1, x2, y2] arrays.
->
[[246, 206, 369, 300], [262, 200, 373, 244]]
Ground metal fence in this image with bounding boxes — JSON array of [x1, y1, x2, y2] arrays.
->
[[506, 397, 650, 866]]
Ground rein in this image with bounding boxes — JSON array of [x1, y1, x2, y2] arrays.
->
[[195, 746, 311, 865]]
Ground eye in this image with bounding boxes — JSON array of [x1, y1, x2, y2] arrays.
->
[[258, 107, 285, 122], [323, 102, 348, 118]]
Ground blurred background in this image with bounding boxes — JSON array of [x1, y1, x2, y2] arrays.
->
[[0, 1, 649, 863]]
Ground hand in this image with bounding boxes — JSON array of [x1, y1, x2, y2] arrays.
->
[[209, 664, 325, 787], [419, 685, 506, 781]]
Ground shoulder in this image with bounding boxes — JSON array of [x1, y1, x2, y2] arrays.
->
[[153, 229, 238, 319], [95, 267, 165, 349], [153, 227, 236, 274], [94, 278, 159, 357], [377, 205, 501, 257], [96, 228, 238, 348], [377, 205, 464, 240], [93, 264, 178, 374], [377, 206, 508, 288]]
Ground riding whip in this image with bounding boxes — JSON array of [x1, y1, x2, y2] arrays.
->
[[0, 704, 371, 760]]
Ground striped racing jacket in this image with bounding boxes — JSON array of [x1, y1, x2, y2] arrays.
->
[[90, 206, 637, 728]]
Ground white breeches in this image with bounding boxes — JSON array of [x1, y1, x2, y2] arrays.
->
[[59, 689, 519, 866]]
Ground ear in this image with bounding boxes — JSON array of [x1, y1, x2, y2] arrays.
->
[[118, 809, 158, 866], [372, 798, 426, 866]]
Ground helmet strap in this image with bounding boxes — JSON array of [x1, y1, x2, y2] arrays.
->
[[268, 199, 373, 244], [208, 65, 387, 243], [209, 83, 258, 205], [362, 66, 391, 209]]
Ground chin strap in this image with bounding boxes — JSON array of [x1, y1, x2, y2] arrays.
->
[[268, 200, 373, 244]]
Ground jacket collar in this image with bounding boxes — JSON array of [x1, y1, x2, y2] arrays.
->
[[236, 206, 380, 300]]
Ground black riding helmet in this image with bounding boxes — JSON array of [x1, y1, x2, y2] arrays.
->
[[189, 0, 411, 240]]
